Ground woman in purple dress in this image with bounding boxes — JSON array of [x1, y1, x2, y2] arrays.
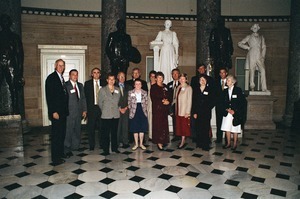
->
[[151, 72, 170, 150]]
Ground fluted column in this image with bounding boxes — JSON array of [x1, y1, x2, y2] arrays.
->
[[101, 0, 126, 76], [283, 0, 300, 126], [196, 0, 220, 70]]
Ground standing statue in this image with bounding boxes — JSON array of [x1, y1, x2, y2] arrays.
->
[[238, 23, 268, 92], [0, 14, 24, 115], [155, 20, 179, 84], [209, 17, 234, 78], [105, 19, 141, 77]]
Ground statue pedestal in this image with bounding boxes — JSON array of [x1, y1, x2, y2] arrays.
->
[[149, 41, 163, 72], [245, 94, 276, 130], [0, 115, 23, 148]]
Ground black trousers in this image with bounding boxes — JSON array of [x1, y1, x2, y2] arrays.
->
[[101, 118, 119, 153], [51, 118, 66, 162], [87, 105, 102, 149]]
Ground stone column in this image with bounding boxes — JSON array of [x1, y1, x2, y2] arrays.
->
[[0, 0, 21, 35], [283, 0, 300, 126], [196, 0, 220, 70], [0, 0, 27, 127], [101, 0, 126, 76]]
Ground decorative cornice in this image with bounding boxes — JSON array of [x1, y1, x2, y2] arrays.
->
[[22, 7, 290, 22]]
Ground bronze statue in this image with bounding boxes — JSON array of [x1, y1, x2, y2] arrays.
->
[[209, 17, 234, 78], [0, 14, 24, 115], [105, 19, 140, 77]]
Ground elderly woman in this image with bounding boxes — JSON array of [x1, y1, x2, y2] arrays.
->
[[151, 71, 170, 150], [128, 79, 148, 151], [192, 75, 216, 151], [221, 75, 246, 150], [174, 73, 192, 149]]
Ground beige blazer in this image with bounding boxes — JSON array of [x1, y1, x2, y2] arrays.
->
[[174, 83, 192, 117]]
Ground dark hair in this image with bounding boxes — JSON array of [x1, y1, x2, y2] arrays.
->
[[134, 78, 142, 84], [69, 69, 78, 75], [171, 68, 180, 74], [149, 70, 156, 77], [219, 67, 228, 73], [197, 64, 206, 69], [106, 72, 115, 79], [156, 71, 164, 79]]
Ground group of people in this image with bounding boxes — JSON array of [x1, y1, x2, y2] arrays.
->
[[45, 58, 246, 165]]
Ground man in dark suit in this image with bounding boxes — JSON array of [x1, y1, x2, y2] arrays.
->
[[116, 71, 131, 148], [45, 59, 69, 165], [167, 68, 180, 141], [215, 67, 228, 144], [64, 69, 87, 157], [125, 67, 148, 92], [84, 67, 104, 151]]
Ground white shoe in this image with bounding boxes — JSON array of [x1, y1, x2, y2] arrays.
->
[[140, 145, 146, 150], [132, 145, 138, 151]]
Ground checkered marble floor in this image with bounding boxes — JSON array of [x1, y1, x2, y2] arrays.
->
[[0, 128, 300, 199]]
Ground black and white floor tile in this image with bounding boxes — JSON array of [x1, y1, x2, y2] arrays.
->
[[0, 128, 300, 198]]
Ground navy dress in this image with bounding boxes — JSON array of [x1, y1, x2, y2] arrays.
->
[[130, 103, 148, 133]]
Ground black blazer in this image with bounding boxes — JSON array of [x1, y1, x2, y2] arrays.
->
[[191, 85, 216, 120], [84, 79, 105, 114], [167, 80, 181, 102], [116, 83, 131, 109], [222, 86, 246, 125], [45, 71, 69, 120]]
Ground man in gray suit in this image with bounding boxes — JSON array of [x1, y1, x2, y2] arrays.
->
[[64, 69, 87, 157]]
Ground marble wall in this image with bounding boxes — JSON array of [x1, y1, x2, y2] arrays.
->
[[21, 14, 289, 126]]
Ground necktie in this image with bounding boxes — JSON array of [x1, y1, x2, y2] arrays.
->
[[221, 80, 225, 91], [95, 81, 100, 104], [61, 75, 67, 94], [120, 83, 124, 96], [74, 84, 79, 100]]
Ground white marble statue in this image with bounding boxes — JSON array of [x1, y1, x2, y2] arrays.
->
[[238, 24, 268, 92], [155, 20, 179, 83]]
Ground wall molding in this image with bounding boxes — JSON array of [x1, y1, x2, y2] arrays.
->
[[22, 7, 290, 22]]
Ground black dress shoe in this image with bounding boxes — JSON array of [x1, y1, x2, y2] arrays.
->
[[112, 150, 120, 153], [231, 146, 237, 150], [61, 154, 69, 159], [122, 144, 130, 149], [177, 143, 187, 149], [89, 147, 95, 151], [66, 152, 73, 157], [223, 145, 231, 149], [52, 159, 65, 166], [101, 152, 110, 156], [214, 140, 222, 143], [202, 147, 212, 151]]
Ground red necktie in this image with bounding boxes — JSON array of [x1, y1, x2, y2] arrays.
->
[[74, 84, 79, 100]]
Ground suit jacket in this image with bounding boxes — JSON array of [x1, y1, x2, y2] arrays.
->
[[222, 86, 246, 125], [128, 89, 148, 119], [125, 78, 148, 92], [167, 80, 180, 104], [98, 85, 121, 119], [45, 71, 69, 120], [215, 78, 227, 112], [65, 80, 87, 117], [116, 83, 130, 109], [84, 78, 105, 116], [174, 84, 192, 117]]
